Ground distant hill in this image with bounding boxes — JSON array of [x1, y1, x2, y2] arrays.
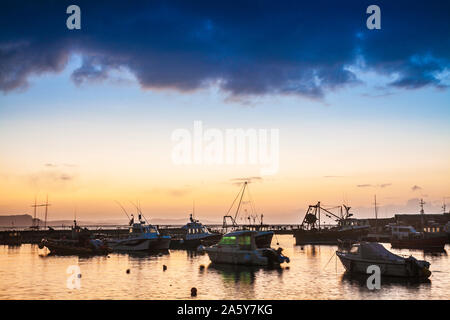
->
[[0, 214, 37, 227], [149, 217, 222, 225]]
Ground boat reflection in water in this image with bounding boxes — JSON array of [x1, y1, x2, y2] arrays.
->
[[207, 262, 285, 285], [340, 272, 431, 288]]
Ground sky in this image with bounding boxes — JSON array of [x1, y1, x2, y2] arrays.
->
[[0, 1, 449, 224]]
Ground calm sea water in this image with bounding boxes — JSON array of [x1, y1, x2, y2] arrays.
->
[[0, 235, 449, 300]]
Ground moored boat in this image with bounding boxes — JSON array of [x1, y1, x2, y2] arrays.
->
[[205, 230, 289, 266], [39, 220, 111, 255], [40, 238, 111, 255], [389, 225, 447, 250], [222, 181, 274, 248], [294, 202, 370, 245], [336, 242, 431, 278], [107, 214, 170, 251], [169, 214, 222, 249]]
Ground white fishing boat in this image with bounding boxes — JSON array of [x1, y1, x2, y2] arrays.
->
[[205, 230, 289, 266], [336, 242, 431, 278], [170, 214, 222, 249], [107, 214, 170, 251]]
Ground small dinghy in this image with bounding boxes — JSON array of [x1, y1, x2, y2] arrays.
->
[[205, 230, 289, 266], [336, 242, 431, 278]]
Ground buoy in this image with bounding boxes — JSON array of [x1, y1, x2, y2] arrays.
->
[[163, 265, 167, 271], [191, 287, 197, 297], [126, 269, 130, 274]]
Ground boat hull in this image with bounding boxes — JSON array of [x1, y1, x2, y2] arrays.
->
[[205, 248, 270, 266], [170, 234, 222, 249], [42, 240, 111, 256], [294, 228, 369, 245], [336, 252, 431, 278], [391, 236, 447, 250], [109, 237, 170, 251]]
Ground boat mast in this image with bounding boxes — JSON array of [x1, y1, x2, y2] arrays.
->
[[234, 181, 248, 224], [374, 195, 378, 233], [318, 201, 321, 231], [44, 195, 49, 229], [32, 196, 37, 228]]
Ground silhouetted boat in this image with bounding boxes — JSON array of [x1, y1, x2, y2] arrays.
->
[[389, 225, 447, 250], [294, 202, 370, 245], [39, 220, 110, 255], [337, 242, 431, 278]]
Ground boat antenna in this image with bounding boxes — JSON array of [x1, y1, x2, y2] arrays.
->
[[420, 198, 426, 229], [420, 198, 425, 215], [115, 201, 131, 220]]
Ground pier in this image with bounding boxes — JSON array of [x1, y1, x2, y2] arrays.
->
[[0, 224, 300, 245]]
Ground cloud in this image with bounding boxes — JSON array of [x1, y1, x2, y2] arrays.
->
[[411, 185, 422, 191], [230, 177, 263, 185], [150, 186, 193, 197], [1, 1, 449, 98], [356, 183, 392, 188], [27, 170, 76, 190]]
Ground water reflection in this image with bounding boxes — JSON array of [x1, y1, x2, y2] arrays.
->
[[208, 263, 258, 285], [185, 249, 205, 259], [123, 249, 170, 259], [341, 272, 432, 288], [0, 239, 448, 299]]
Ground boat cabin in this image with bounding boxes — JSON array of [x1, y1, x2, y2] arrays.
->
[[389, 225, 421, 240], [129, 223, 159, 235], [217, 231, 256, 250], [338, 218, 370, 230], [181, 214, 214, 240]]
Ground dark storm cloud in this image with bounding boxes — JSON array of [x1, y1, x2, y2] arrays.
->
[[1, 0, 449, 97]]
